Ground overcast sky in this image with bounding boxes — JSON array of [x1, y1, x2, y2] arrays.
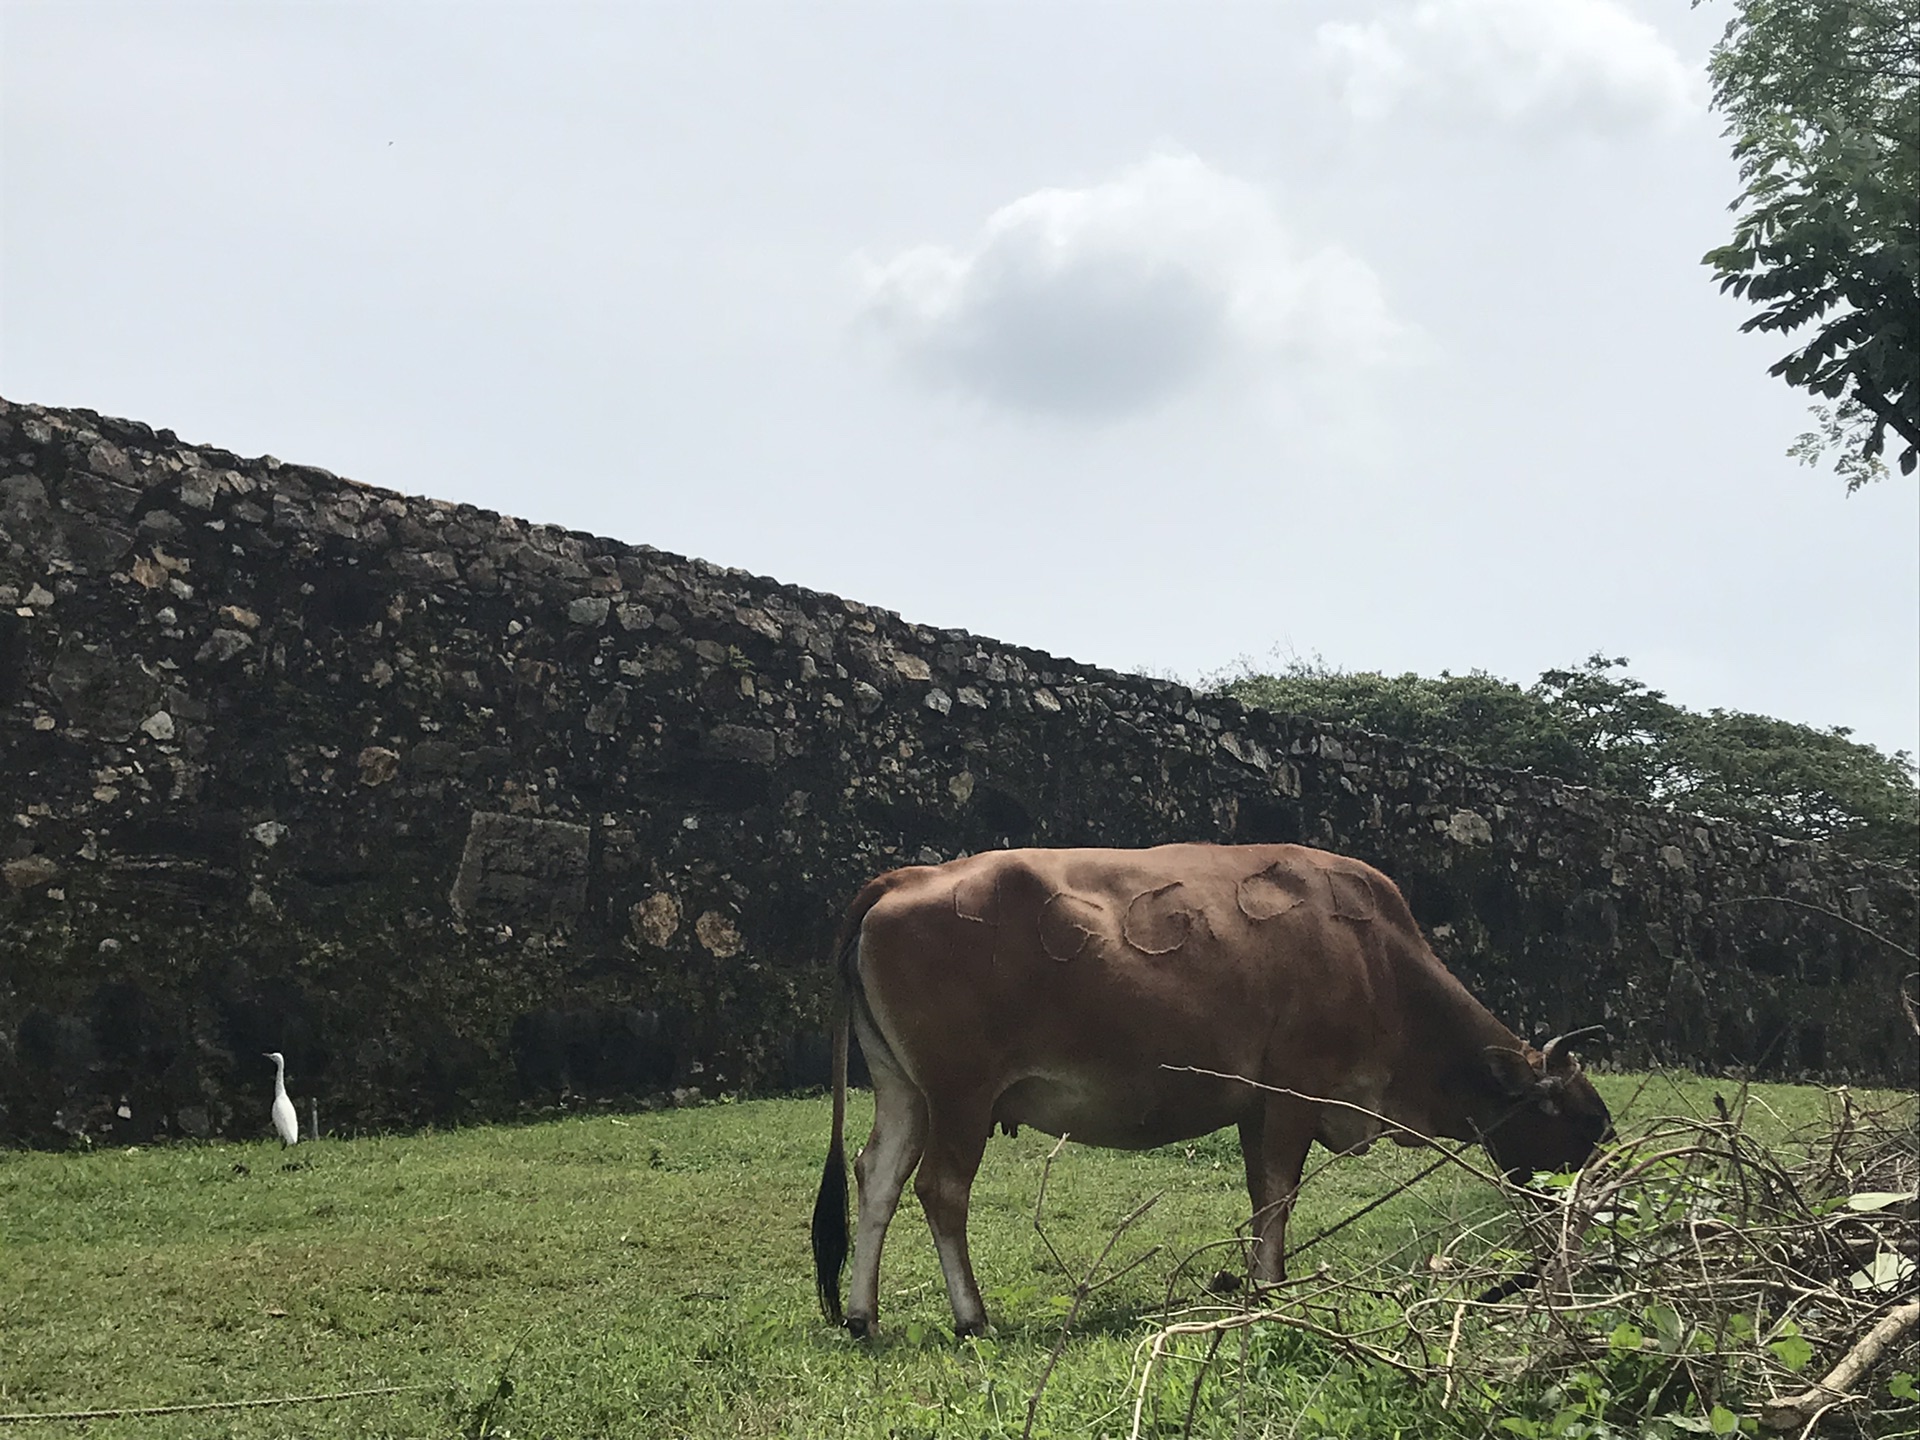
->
[[5, 1, 1916, 758]]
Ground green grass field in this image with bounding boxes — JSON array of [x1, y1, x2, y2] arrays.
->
[[0, 1075, 1901, 1439]]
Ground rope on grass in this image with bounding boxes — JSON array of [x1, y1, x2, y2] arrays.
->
[[0, 1383, 427, 1425]]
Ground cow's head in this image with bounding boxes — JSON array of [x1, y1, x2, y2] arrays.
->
[[1476, 1030, 1613, 1181]]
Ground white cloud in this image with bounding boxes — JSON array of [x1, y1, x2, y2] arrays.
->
[[855, 152, 1415, 420], [1317, 0, 1704, 129]]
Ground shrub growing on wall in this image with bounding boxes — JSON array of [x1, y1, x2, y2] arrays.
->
[[1220, 654, 1918, 868]]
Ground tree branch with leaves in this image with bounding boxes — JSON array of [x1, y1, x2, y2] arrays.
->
[[1700, 0, 1920, 489]]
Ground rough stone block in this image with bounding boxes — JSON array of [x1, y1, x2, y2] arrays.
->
[[449, 811, 592, 928]]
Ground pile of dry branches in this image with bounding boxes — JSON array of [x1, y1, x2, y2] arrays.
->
[[1117, 1085, 1917, 1439]]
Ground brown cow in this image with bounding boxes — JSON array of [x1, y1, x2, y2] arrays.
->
[[810, 843, 1611, 1337]]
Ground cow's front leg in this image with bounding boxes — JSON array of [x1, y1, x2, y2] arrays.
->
[[1239, 1095, 1315, 1288], [915, 1097, 993, 1337], [846, 1060, 928, 1338]]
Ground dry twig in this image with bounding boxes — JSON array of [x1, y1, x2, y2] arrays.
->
[[1122, 1081, 1917, 1439], [1021, 1135, 1163, 1440], [1759, 1297, 1920, 1431]]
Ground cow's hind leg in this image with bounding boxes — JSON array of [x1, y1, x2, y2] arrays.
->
[[915, 1096, 994, 1337], [1239, 1094, 1316, 1288], [845, 1051, 928, 1338]]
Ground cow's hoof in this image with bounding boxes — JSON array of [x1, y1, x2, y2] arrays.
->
[[954, 1319, 988, 1341], [845, 1315, 874, 1340]]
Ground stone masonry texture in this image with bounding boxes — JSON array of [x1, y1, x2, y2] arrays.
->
[[1, 396, 1914, 1145]]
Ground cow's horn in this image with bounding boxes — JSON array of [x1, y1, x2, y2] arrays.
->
[[1541, 1025, 1607, 1068]]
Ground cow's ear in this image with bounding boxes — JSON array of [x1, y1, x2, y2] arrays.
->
[[1484, 1046, 1542, 1099]]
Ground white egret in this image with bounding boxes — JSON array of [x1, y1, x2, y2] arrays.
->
[[264, 1051, 299, 1146]]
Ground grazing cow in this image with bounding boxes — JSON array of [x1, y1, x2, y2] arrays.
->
[[810, 843, 1611, 1338]]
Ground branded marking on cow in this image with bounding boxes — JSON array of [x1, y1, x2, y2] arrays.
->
[[1328, 867, 1377, 922], [953, 869, 999, 926], [1038, 891, 1104, 961], [1123, 881, 1198, 954], [1236, 859, 1313, 921]]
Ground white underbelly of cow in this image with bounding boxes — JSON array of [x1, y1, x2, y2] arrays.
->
[[992, 1068, 1256, 1151]]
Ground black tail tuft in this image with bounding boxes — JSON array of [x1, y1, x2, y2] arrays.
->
[[811, 1134, 848, 1325], [811, 880, 869, 1328]]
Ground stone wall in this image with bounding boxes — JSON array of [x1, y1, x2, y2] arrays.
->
[[1, 396, 1913, 1146]]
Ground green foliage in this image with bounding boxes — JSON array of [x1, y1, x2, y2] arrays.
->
[[1380, 1086, 1914, 1440], [0, 1094, 1474, 1439], [1220, 653, 1918, 865], [1223, 664, 1596, 783], [1701, 0, 1920, 487], [1661, 704, 1920, 863], [1, 1077, 1867, 1440]]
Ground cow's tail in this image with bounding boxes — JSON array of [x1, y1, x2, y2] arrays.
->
[[810, 983, 851, 1324], [811, 882, 885, 1326]]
